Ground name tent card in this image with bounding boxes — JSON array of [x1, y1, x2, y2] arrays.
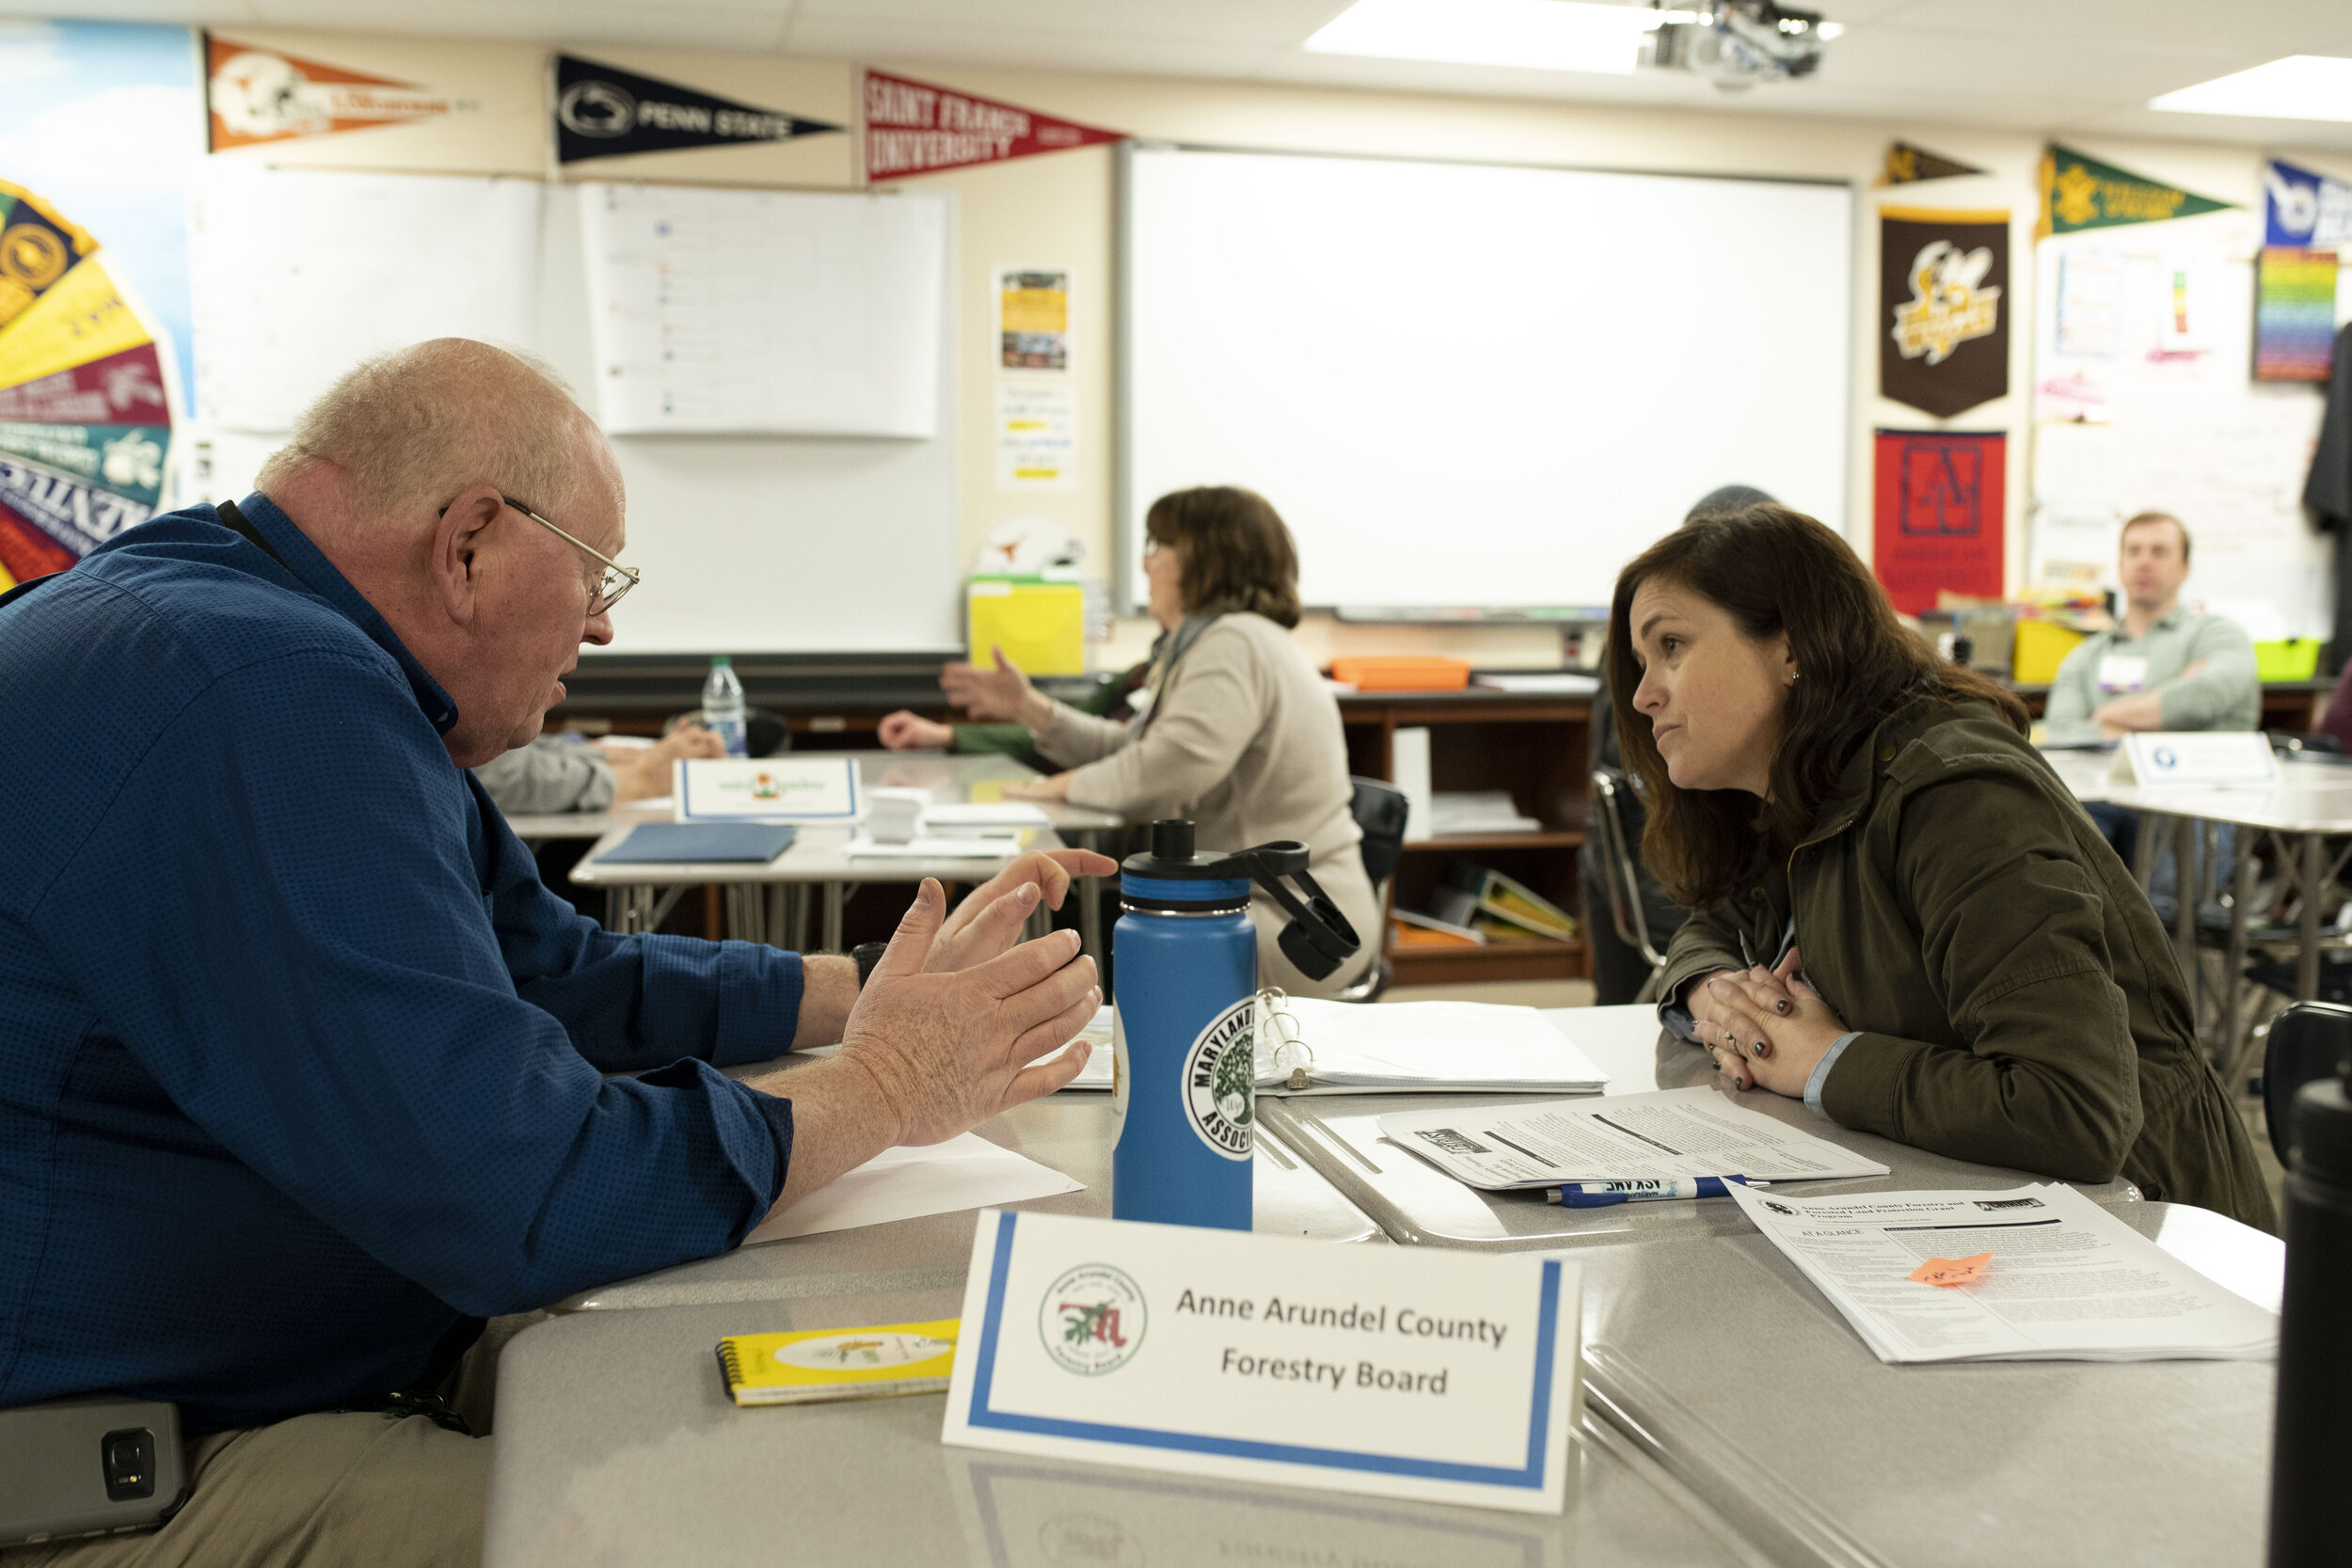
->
[[675, 756, 862, 822], [2108, 732, 2279, 788], [942, 1210, 1579, 1514]]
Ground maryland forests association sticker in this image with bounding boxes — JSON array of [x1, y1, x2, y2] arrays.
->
[[1041, 1263, 1146, 1375], [1184, 995, 1256, 1161]]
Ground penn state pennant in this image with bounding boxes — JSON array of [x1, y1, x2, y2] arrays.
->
[[553, 55, 842, 165]]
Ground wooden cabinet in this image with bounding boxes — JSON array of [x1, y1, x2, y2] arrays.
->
[[1338, 692, 1593, 987]]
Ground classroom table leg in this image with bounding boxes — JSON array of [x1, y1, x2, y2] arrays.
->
[[2217, 844, 2259, 1085], [2298, 832, 2325, 1001], [2132, 810, 2163, 891], [787, 884, 810, 952], [1076, 829, 1105, 963], [823, 882, 846, 953], [723, 885, 762, 944], [2171, 816, 2197, 1001]]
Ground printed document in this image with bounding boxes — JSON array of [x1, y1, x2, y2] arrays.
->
[[1378, 1086, 1890, 1188], [1729, 1181, 2277, 1363]]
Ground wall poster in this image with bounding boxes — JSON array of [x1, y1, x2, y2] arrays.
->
[[1873, 429, 2006, 613], [1881, 206, 2009, 420]]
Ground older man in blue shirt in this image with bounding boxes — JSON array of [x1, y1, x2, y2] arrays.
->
[[0, 341, 1104, 1565]]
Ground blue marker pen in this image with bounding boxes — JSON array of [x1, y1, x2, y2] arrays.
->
[[1547, 1176, 1754, 1208]]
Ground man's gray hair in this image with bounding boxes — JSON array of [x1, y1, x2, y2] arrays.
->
[[255, 339, 611, 520]]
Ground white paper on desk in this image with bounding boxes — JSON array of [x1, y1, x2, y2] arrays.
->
[[1378, 1086, 1890, 1189], [1050, 1001, 1606, 1096], [741, 1132, 1082, 1243], [845, 832, 1029, 860], [923, 802, 1052, 828], [1729, 1181, 2278, 1364]]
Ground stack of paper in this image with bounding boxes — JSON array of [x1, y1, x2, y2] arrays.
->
[[1428, 792, 1542, 836], [1729, 1181, 2278, 1363], [846, 832, 1027, 860], [1055, 1000, 1607, 1097], [922, 802, 1052, 828], [742, 1131, 1082, 1243], [1378, 1086, 1891, 1188]]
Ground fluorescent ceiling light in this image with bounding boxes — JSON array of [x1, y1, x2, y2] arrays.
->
[[2150, 55, 2352, 121], [1305, 0, 1677, 76]]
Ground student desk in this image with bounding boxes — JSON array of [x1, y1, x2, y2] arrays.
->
[[1574, 1201, 2280, 1568], [1259, 1005, 2138, 1252], [560, 752, 1126, 955], [553, 1084, 1385, 1313], [2045, 748, 2352, 1070], [483, 1283, 1766, 1568]]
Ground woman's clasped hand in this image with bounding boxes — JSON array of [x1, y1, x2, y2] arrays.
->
[[1686, 949, 1849, 1094]]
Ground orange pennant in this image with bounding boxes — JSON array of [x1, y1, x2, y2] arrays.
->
[[207, 32, 471, 151], [1908, 1252, 1994, 1288]]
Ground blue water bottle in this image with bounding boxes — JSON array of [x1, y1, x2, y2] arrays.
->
[[1111, 820, 1363, 1229]]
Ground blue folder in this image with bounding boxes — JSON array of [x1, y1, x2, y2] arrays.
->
[[596, 823, 798, 864]]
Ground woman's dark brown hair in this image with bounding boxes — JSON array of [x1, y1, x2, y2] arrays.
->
[[1144, 486, 1302, 628], [1607, 503, 2028, 907]]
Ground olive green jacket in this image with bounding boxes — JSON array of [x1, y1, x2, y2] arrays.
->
[[1657, 699, 2275, 1231]]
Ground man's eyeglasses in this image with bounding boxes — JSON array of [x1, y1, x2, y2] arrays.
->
[[501, 495, 639, 614]]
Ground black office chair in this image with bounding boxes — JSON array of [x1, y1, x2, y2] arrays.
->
[[1589, 767, 1667, 1003], [2264, 1001, 2352, 1165], [1332, 776, 1408, 1002]]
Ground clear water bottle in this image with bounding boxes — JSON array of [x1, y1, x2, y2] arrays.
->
[[702, 656, 748, 756], [1110, 821, 1361, 1230]]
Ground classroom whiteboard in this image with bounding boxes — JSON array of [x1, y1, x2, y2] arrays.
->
[[1121, 145, 1854, 611], [181, 165, 962, 656], [576, 182, 946, 436], [189, 163, 541, 432], [2031, 214, 2337, 639]]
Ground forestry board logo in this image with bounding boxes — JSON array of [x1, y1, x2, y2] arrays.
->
[[1183, 995, 1256, 1161], [1041, 1263, 1146, 1375], [1890, 240, 2000, 365]]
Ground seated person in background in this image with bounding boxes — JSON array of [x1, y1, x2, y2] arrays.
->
[[2042, 511, 2259, 741], [473, 721, 724, 813], [1613, 503, 2271, 1229], [877, 654, 1154, 771], [1582, 483, 1774, 1006], [0, 339, 1108, 1566], [954, 486, 1381, 999]]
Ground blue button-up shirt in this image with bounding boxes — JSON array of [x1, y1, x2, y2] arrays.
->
[[0, 496, 803, 1432]]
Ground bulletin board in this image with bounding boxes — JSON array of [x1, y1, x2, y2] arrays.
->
[[2030, 209, 2344, 639]]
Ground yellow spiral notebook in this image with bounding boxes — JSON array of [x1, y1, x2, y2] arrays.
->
[[715, 1319, 960, 1406]]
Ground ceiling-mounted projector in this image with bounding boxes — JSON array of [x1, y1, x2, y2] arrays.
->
[[1643, 2, 1836, 87]]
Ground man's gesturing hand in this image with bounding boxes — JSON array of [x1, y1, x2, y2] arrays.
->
[[841, 877, 1101, 1148], [759, 878, 1100, 1215], [927, 847, 1117, 975]]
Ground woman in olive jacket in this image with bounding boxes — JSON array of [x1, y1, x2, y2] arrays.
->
[[1613, 504, 2272, 1229]]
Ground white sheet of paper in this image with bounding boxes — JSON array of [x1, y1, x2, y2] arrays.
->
[[741, 1132, 1082, 1243], [1729, 1181, 2278, 1363], [1379, 1085, 1892, 1188], [846, 833, 1026, 860], [922, 802, 1054, 827]]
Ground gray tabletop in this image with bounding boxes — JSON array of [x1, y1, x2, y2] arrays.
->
[[554, 1088, 1385, 1312], [1261, 1005, 2137, 1252], [1574, 1200, 2280, 1568], [485, 1284, 1772, 1568]]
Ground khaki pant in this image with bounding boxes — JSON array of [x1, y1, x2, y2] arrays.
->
[[1, 1313, 547, 1568]]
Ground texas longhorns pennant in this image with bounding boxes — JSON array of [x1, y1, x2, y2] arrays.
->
[[205, 33, 472, 151], [863, 70, 1122, 182]]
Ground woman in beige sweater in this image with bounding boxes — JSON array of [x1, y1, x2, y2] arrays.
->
[[977, 487, 1378, 997]]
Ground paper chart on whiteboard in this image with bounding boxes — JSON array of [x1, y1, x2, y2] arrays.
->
[[2029, 219, 2338, 632]]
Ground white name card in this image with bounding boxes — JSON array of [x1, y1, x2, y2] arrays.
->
[[2109, 732, 2278, 788], [941, 1209, 1580, 1514], [675, 757, 861, 822]]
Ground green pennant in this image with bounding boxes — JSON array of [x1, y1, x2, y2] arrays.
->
[[2037, 143, 2233, 239], [1880, 141, 1987, 186]]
